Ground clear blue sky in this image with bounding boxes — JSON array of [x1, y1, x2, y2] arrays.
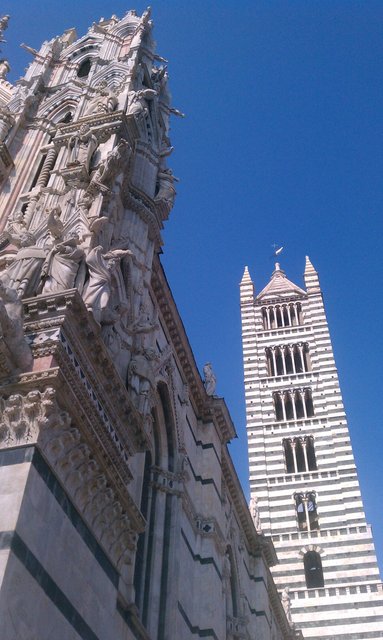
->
[[3, 1, 383, 571]]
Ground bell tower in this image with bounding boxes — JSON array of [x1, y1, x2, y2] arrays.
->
[[240, 256, 383, 639]]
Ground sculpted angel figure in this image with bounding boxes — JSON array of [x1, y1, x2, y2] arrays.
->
[[127, 88, 157, 118], [83, 246, 133, 325]]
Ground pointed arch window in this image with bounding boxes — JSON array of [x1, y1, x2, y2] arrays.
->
[[304, 551, 324, 588]]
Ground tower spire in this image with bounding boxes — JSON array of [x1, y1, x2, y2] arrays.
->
[[304, 255, 321, 293]]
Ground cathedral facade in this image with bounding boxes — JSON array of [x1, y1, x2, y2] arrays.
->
[[240, 259, 383, 639], [0, 11, 298, 640]]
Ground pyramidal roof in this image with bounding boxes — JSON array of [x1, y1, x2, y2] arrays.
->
[[256, 263, 306, 301]]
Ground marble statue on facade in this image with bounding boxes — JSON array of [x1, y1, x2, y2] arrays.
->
[[0, 231, 47, 298], [203, 362, 216, 396], [41, 232, 84, 294], [67, 124, 98, 174], [0, 281, 32, 371], [281, 587, 293, 626], [84, 81, 118, 116], [83, 245, 133, 325], [127, 88, 157, 119], [155, 167, 177, 209], [0, 60, 10, 80], [249, 495, 262, 533], [128, 346, 158, 415]]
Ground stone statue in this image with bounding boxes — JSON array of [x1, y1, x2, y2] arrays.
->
[[88, 139, 131, 193], [0, 15, 10, 36], [281, 587, 293, 626], [41, 233, 84, 294], [0, 105, 14, 141], [0, 59, 10, 80], [130, 301, 158, 350], [0, 281, 32, 371], [84, 81, 118, 116], [203, 362, 216, 396], [249, 495, 262, 533], [3, 210, 27, 242], [128, 346, 158, 415], [67, 124, 98, 174], [83, 246, 133, 325], [127, 88, 157, 118], [0, 231, 47, 298], [155, 167, 177, 209]]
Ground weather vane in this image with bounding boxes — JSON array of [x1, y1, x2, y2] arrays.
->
[[271, 243, 284, 258]]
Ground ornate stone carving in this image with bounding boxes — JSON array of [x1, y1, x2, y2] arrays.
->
[[0, 388, 69, 448], [0, 282, 32, 375], [249, 495, 262, 534], [41, 232, 84, 294], [84, 81, 118, 116], [67, 123, 98, 175], [281, 587, 294, 627], [83, 245, 133, 325], [128, 346, 159, 416], [203, 362, 216, 396]]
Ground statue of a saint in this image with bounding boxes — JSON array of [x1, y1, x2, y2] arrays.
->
[[41, 232, 84, 294], [0, 231, 47, 298], [281, 587, 293, 626], [203, 362, 216, 396], [83, 246, 133, 324], [84, 82, 118, 116], [0, 281, 32, 370], [249, 495, 262, 533], [67, 124, 98, 174]]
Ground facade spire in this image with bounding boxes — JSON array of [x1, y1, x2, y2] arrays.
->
[[0, 15, 10, 81], [304, 255, 321, 293]]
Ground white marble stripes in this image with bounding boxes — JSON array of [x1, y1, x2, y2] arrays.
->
[[240, 257, 383, 639]]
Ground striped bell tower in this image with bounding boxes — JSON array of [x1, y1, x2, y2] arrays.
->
[[240, 256, 383, 639]]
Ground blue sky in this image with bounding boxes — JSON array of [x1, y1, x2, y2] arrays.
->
[[3, 1, 383, 570]]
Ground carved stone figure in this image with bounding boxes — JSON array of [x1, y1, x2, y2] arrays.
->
[[0, 282, 32, 372], [155, 167, 177, 209], [67, 124, 98, 174], [41, 232, 84, 294], [0, 59, 10, 80], [83, 246, 133, 324], [128, 347, 158, 415], [249, 495, 262, 533], [127, 88, 157, 118], [130, 301, 158, 350], [88, 139, 131, 193], [203, 362, 216, 396], [0, 105, 14, 141], [0, 231, 47, 298], [85, 81, 118, 116], [0, 15, 10, 36], [3, 209, 27, 242], [281, 587, 293, 626]]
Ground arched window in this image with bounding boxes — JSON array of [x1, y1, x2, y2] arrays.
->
[[284, 392, 294, 420], [283, 439, 294, 473], [293, 346, 303, 373], [306, 436, 317, 470], [266, 348, 274, 376], [307, 492, 319, 531], [295, 493, 306, 530], [77, 58, 91, 78], [305, 390, 314, 417], [285, 347, 294, 374], [134, 384, 176, 635], [295, 391, 305, 419], [274, 393, 284, 421], [304, 551, 324, 588], [275, 347, 284, 375], [295, 438, 305, 471]]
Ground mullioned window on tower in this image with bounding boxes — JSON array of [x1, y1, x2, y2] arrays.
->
[[273, 389, 314, 421], [261, 302, 302, 329], [266, 344, 311, 376]]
